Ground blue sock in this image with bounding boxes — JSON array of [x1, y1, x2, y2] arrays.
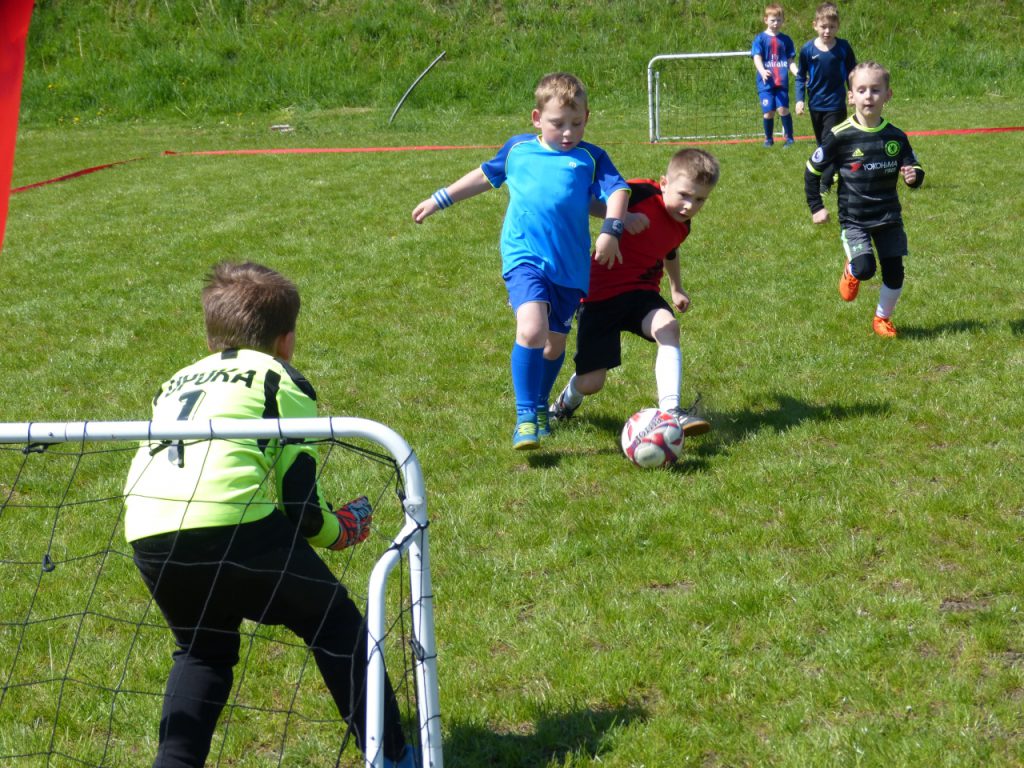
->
[[511, 343, 543, 421], [781, 114, 794, 139], [763, 118, 775, 141], [538, 352, 565, 411]]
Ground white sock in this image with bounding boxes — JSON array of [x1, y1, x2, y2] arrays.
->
[[561, 374, 584, 408], [655, 345, 682, 411], [876, 285, 902, 319]]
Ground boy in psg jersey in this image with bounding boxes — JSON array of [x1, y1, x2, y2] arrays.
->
[[550, 149, 720, 436], [805, 61, 924, 338], [752, 4, 800, 147], [412, 72, 630, 451], [123, 262, 416, 768]]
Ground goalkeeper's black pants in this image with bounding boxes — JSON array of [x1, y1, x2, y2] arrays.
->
[[132, 511, 407, 768]]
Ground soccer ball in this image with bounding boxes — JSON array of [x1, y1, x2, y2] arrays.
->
[[620, 408, 684, 468]]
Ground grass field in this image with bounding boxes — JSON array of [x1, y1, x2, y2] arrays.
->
[[3, 96, 1024, 766], [5, 0, 1024, 762]]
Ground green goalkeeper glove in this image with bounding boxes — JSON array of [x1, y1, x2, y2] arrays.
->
[[329, 496, 373, 550]]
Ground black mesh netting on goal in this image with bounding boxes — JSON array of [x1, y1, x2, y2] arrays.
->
[[0, 419, 441, 768]]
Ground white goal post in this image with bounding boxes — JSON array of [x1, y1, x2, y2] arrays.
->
[[647, 51, 753, 142], [0, 417, 442, 768]]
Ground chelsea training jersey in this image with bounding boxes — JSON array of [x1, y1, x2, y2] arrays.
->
[[805, 116, 924, 228], [481, 134, 629, 293], [123, 348, 338, 547]]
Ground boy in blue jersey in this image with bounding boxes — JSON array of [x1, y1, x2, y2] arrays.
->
[[795, 3, 857, 191], [412, 72, 630, 450], [805, 63, 925, 338], [752, 4, 799, 147], [124, 262, 416, 768]]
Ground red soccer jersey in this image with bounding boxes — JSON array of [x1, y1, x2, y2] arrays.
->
[[584, 179, 691, 303]]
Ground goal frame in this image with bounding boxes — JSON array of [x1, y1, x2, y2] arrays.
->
[[0, 416, 442, 768], [647, 51, 752, 143]]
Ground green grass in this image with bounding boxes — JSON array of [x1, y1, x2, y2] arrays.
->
[[3, 101, 1024, 766], [21, 1, 1024, 124], [5, 1, 1024, 764]]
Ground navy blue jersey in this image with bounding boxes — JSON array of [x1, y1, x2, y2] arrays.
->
[[795, 38, 857, 111], [805, 116, 924, 228]]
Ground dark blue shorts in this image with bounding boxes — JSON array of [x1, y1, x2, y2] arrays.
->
[[504, 263, 584, 335], [757, 85, 790, 112]]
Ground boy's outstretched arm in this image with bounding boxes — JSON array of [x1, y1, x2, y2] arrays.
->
[[594, 188, 631, 268], [412, 167, 492, 223]]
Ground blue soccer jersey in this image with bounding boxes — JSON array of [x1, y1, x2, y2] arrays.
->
[[752, 31, 797, 90], [795, 38, 857, 111], [480, 134, 628, 293]]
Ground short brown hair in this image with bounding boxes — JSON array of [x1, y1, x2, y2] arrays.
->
[[202, 262, 300, 353], [666, 148, 720, 187], [848, 60, 890, 89], [534, 72, 588, 112], [764, 3, 785, 19], [814, 2, 839, 23]]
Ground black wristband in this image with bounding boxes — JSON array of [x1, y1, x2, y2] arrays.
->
[[600, 217, 624, 239]]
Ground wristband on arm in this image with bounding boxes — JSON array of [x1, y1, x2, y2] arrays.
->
[[431, 188, 454, 210], [600, 217, 624, 239]]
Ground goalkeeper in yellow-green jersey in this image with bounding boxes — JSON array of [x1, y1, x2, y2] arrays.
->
[[123, 262, 416, 768]]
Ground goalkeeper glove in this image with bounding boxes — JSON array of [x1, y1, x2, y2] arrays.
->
[[329, 496, 373, 550]]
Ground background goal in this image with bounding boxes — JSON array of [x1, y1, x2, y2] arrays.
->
[[648, 51, 760, 142], [0, 417, 441, 768]]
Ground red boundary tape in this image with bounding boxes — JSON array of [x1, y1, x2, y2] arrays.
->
[[12, 126, 1024, 194], [11, 157, 144, 193]]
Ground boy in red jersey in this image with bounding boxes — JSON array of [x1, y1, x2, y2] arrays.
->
[[550, 149, 720, 435]]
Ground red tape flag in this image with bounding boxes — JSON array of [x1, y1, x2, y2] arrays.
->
[[0, 0, 34, 256]]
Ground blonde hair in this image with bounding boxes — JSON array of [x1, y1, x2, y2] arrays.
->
[[202, 262, 300, 353], [666, 148, 720, 187], [848, 60, 890, 89], [764, 3, 785, 19], [534, 72, 588, 111], [814, 2, 840, 23]]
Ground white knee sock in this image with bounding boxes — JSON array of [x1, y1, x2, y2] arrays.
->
[[876, 285, 902, 319], [655, 345, 682, 411]]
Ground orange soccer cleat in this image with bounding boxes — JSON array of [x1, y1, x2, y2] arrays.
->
[[872, 315, 897, 338], [838, 264, 860, 301]]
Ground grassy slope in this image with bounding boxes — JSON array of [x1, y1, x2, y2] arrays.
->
[[21, 0, 1024, 124]]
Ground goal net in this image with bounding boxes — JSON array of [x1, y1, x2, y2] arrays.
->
[[648, 51, 762, 142], [0, 417, 441, 768]]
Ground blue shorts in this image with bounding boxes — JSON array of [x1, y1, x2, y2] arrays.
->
[[503, 264, 584, 335], [758, 86, 790, 112]]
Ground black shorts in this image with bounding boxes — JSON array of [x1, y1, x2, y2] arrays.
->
[[810, 108, 847, 145], [574, 290, 671, 375]]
